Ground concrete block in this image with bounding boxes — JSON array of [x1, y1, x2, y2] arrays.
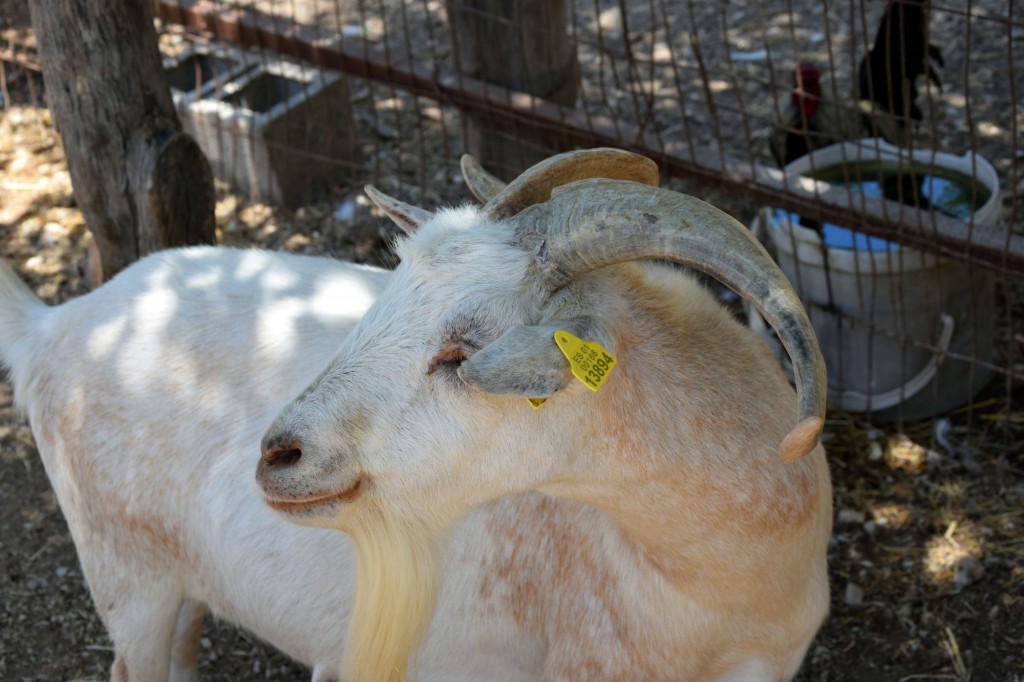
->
[[187, 59, 359, 208], [163, 44, 258, 141]]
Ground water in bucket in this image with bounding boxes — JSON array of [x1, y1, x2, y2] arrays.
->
[[776, 163, 992, 252]]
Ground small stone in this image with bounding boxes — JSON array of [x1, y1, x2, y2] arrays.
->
[[838, 508, 866, 524], [43, 222, 68, 238], [215, 195, 239, 221], [25, 577, 48, 591], [362, 17, 384, 41], [17, 217, 44, 239], [952, 556, 984, 592], [333, 196, 357, 222], [282, 233, 311, 251], [845, 582, 865, 606], [40, 222, 67, 247], [868, 442, 883, 461], [54, 566, 68, 578], [885, 435, 927, 473]]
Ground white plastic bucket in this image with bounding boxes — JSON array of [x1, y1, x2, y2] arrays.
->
[[757, 139, 1001, 420]]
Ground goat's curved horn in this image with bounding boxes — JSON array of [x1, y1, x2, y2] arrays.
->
[[512, 178, 826, 463], [460, 154, 507, 203], [483, 148, 660, 220]]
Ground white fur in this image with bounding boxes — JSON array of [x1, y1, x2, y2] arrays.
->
[[2, 198, 831, 682]]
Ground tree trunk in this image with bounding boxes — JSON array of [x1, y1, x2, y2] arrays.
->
[[448, 0, 579, 180], [28, 0, 215, 283]]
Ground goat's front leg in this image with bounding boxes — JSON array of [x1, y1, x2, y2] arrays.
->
[[99, 580, 183, 682], [169, 599, 208, 682]]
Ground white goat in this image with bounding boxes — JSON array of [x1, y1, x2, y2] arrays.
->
[[259, 149, 832, 681], [0, 248, 386, 681], [0, 148, 831, 682]]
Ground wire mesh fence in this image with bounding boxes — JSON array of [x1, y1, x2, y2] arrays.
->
[[143, 2, 1020, 249], [134, 0, 1023, 434], [1, 0, 1019, 431]]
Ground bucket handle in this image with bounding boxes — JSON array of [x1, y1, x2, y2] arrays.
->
[[835, 314, 956, 412]]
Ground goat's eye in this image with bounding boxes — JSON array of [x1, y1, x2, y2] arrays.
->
[[428, 344, 468, 375]]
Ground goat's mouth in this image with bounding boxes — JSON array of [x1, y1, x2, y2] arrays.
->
[[263, 478, 366, 515]]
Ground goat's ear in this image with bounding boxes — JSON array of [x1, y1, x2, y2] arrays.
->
[[457, 317, 597, 398], [364, 185, 433, 235]]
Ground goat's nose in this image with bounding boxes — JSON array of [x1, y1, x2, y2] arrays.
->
[[261, 435, 303, 467]]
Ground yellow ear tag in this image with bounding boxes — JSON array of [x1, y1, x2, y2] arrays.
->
[[525, 331, 617, 408], [554, 329, 617, 392]]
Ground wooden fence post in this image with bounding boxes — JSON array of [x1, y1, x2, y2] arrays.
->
[[448, 0, 579, 180], [28, 0, 215, 283]]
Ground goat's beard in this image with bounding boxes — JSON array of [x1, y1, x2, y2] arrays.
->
[[343, 508, 442, 682]]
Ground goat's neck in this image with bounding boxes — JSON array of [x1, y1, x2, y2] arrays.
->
[[542, 267, 822, 581]]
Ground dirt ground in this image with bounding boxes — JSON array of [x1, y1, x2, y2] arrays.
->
[[1, 0, 1023, 680]]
